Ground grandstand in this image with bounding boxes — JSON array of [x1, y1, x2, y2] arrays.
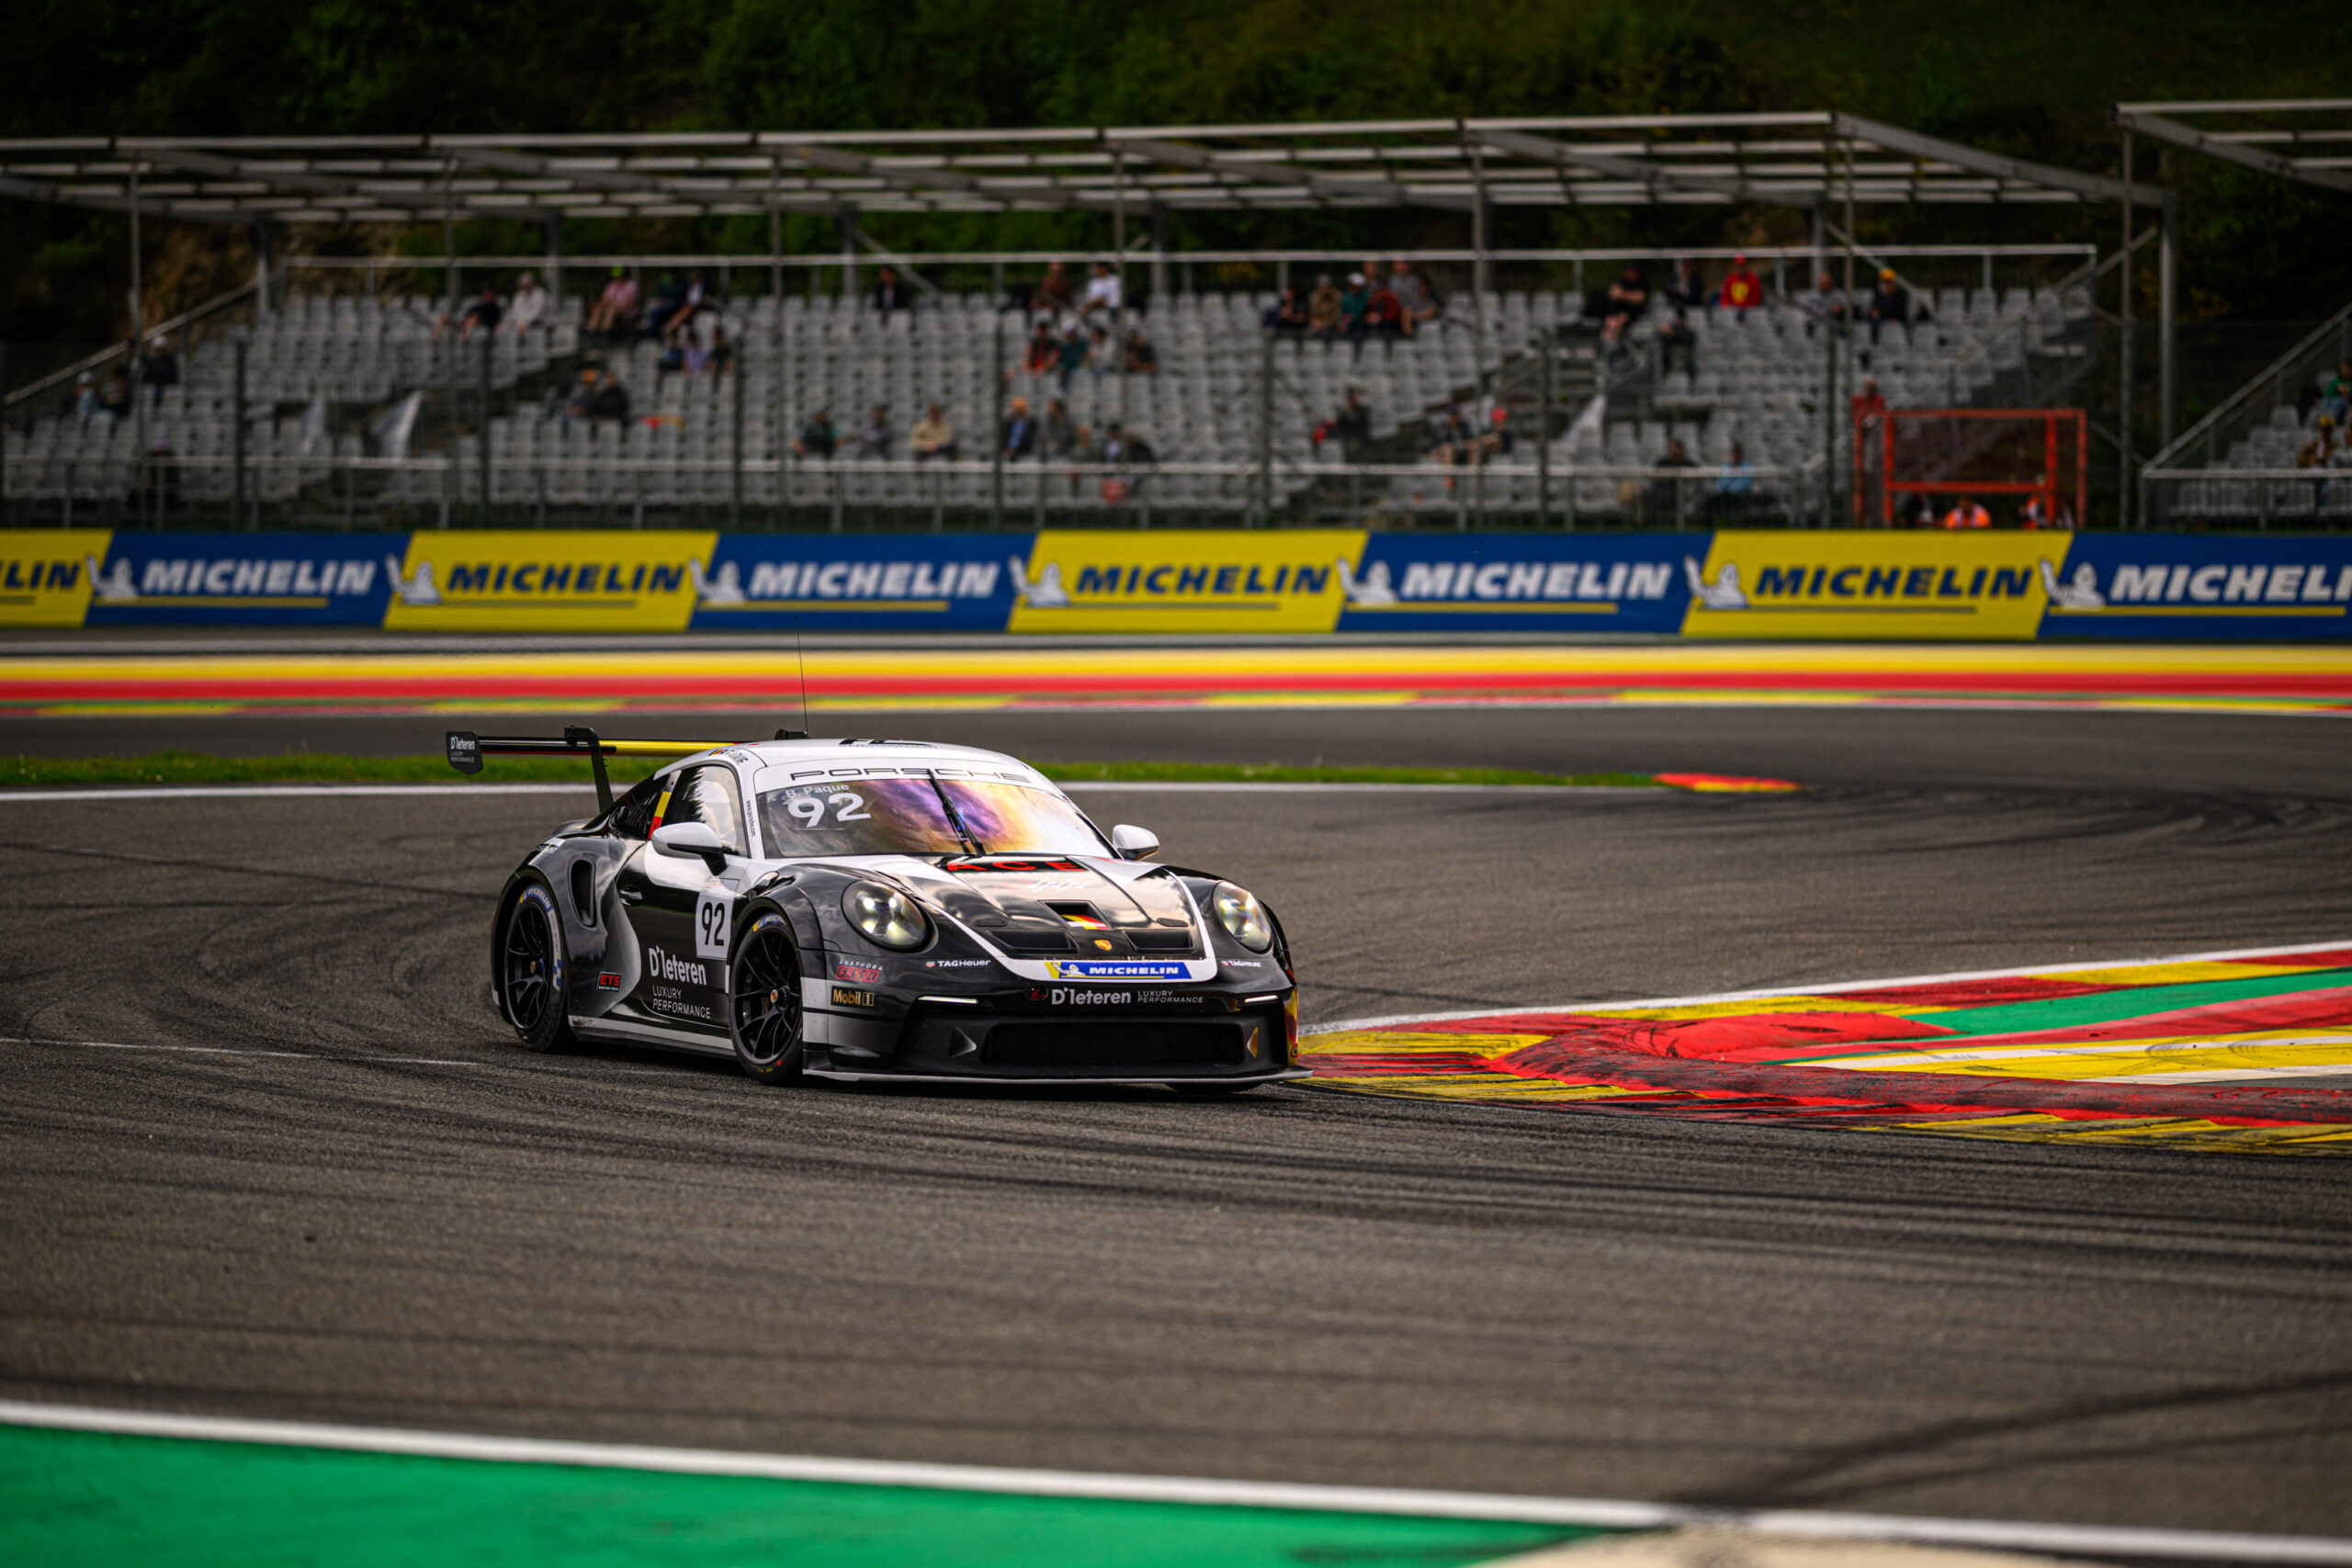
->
[[0, 116, 2160, 528], [1, 257, 2099, 529]]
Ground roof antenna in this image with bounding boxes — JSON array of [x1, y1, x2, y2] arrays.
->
[[776, 613, 810, 740]]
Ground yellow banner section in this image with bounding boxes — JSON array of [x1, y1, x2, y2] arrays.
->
[[1682, 530, 2062, 640], [1007, 530, 1367, 634], [382, 531, 717, 632], [0, 530, 112, 626]]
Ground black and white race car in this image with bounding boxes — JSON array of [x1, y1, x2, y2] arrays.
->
[[454, 728, 1303, 1091]]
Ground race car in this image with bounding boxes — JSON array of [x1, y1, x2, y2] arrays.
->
[[452, 728, 1304, 1091]]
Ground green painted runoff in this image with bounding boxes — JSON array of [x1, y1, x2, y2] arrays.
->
[[0, 1424, 1596, 1568]]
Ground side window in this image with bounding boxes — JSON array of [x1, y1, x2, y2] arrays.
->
[[607, 773, 663, 840], [664, 765, 748, 856]]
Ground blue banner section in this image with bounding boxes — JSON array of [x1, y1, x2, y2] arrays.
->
[[2040, 536, 2352, 639], [1338, 532, 1694, 633], [85, 533, 404, 625], [688, 534, 1035, 630]]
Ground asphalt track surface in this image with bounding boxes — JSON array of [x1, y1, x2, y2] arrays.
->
[[4, 704, 2351, 1544]]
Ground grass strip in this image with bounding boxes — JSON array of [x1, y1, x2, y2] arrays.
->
[[6, 750, 1671, 790]]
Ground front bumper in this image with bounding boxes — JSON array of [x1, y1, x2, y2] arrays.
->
[[808, 991, 1298, 1082]]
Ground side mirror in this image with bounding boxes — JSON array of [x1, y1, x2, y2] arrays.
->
[[1111, 824, 1159, 861], [652, 820, 729, 873]]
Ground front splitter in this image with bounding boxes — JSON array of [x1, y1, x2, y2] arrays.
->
[[803, 1066, 1312, 1088]]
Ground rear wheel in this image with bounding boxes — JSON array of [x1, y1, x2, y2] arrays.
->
[[729, 911, 805, 1084], [501, 884, 574, 1053]]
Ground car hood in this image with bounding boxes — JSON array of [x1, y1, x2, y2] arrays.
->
[[871, 854, 1202, 955]]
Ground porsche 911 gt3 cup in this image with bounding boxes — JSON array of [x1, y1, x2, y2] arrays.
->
[[453, 728, 1303, 1091]]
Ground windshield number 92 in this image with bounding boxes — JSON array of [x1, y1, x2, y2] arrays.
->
[[785, 792, 871, 828]]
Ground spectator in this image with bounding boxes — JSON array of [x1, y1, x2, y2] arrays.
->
[[1428, 403, 1473, 464], [701, 325, 734, 378], [587, 267, 639, 336], [1033, 262, 1076, 317], [910, 402, 958, 461], [641, 273, 692, 339], [588, 370, 630, 425], [1658, 308, 1697, 377], [1333, 388, 1372, 457], [70, 371, 99, 424], [1123, 328, 1158, 374], [2321, 359, 2352, 424], [1363, 276, 1407, 338], [1098, 422, 1156, 500], [1476, 405, 1513, 461], [1054, 323, 1090, 391], [1079, 262, 1123, 321], [792, 408, 837, 459], [1850, 376, 1886, 421], [504, 272, 548, 337], [1599, 267, 1648, 346], [1307, 275, 1343, 337], [1024, 321, 1058, 376], [1718, 254, 1763, 319], [1339, 273, 1371, 339], [98, 371, 132, 424], [1708, 441, 1756, 518], [1039, 397, 1080, 460], [1086, 325, 1113, 384], [1867, 269, 1911, 345], [854, 404, 895, 460], [1941, 498, 1992, 529], [874, 265, 912, 322], [139, 335, 180, 404], [1649, 436, 1699, 524], [1391, 261, 1440, 333], [1001, 396, 1037, 459], [1802, 271, 1849, 337], [1663, 258, 1705, 312], [1903, 492, 1939, 529], [1263, 288, 1308, 335], [439, 286, 503, 344]]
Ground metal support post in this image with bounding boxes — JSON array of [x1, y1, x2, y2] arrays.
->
[[232, 338, 248, 529], [1256, 329, 1274, 526], [130, 161, 147, 527], [0, 343, 7, 528], [730, 352, 745, 528], [1842, 135, 1858, 527], [1149, 203, 1169, 305], [2120, 132, 2135, 529], [1114, 148, 1130, 444], [770, 175, 786, 530], [443, 162, 458, 317], [838, 208, 859, 306], [2159, 194, 2178, 454], [1815, 197, 1836, 528], [990, 314, 1005, 529], [478, 332, 492, 525], [1537, 326, 1553, 529], [250, 220, 275, 317], [1469, 140, 1488, 532], [544, 216, 564, 304]]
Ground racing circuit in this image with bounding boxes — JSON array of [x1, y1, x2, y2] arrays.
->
[[5, 641, 2352, 1562]]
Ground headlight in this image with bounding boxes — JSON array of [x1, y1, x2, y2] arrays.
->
[[843, 882, 930, 950], [1211, 882, 1273, 952]]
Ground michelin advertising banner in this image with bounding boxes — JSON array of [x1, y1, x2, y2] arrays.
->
[[4, 529, 2348, 638]]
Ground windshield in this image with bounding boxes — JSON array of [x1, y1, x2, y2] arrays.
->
[[755, 774, 1109, 858]]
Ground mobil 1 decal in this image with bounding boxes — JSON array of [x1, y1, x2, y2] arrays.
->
[[2040, 534, 2352, 640], [1338, 533, 1690, 633], [85, 532, 400, 626], [688, 533, 1031, 630]]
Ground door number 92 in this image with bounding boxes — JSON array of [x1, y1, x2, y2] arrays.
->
[[695, 889, 732, 961]]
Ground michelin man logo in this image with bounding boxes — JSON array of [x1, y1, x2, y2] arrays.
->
[[1683, 557, 1747, 609], [690, 558, 747, 605], [1008, 555, 1070, 608], [386, 556, 441, 606], [85, 556, 138, 604], [1337, 556, 1397, 606], [2039, 558, 2106, 612]]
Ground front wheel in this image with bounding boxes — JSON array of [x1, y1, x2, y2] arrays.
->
[[500, 883, 575, 1054], [729, 911, 806, 1084]]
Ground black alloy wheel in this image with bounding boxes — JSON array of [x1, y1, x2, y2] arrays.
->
[[730, 911, 806, 1084], [503, 884, 574, 1053]]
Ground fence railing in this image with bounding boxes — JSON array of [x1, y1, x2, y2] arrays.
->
[[0, 452, 1823, 533], [2139, 301, 2352, 529], [2139, 467, 2352, 531]]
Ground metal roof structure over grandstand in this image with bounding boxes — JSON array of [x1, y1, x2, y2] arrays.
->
[[0, 113, 2162, 225], [2114, 99, 2352, 197]]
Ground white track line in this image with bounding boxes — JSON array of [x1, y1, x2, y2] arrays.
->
[[0, 783, 596, 802], [0, 781, 1665, 804], [1, 1036, 673, 1077], [1, 1401, 2345, 1563], [1304, 937, 2352, 1033]]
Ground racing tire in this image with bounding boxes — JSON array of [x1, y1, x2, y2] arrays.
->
[[500, 883, 576, 1054], [729, 910, 806, 1085]]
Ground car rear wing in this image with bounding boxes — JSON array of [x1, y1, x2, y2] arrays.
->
[[446, 727, 741, 812]]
